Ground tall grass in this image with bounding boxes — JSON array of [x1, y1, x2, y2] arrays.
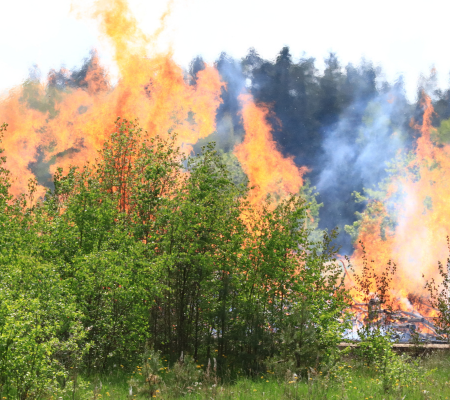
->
[[61, 351, 450, 400]]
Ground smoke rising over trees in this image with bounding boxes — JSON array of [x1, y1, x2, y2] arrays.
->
[[12, 45, 450, 255], [207, 47, 450, 253]]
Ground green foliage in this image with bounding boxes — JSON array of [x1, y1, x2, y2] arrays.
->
[[163, 354, 204, 398], [434, 117, 450, 145], [425, 236, 450, 342], [276, 230, 351, 376], [0, 125, 87, 399], [64, 352, 450, 400], [0, 118, 353, 397], [356, 329, 425, 394], [344, 190, 397, 244], [0, 255, 86, 398], [128, 349, 164, 398], [356, 327, 393, 366]]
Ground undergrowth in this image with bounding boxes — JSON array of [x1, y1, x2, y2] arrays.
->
[[45, 350, 450, 400]]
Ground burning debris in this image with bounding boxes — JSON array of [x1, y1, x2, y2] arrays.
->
[[342, 94, 450, 343], [349, 301, 443, 343]]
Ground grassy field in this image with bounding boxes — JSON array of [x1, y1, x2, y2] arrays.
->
[[63, 351, 450, 400]]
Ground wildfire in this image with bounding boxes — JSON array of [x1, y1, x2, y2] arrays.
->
[[0, 0, 304, 210], [2, 0, 450, 342], [235, 93, 307, 208], [0, 0, 222, 198], [348, 92, 450, 334]]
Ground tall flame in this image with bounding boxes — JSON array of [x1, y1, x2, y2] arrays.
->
[[0, 0, 223, 197], [350, 92, 450, 315], [235, 94, 307, 207]]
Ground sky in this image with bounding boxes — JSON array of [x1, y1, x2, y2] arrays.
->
[[0, 0, 448, 102]]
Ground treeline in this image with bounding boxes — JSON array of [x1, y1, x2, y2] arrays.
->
[[27, 48, 450, 253], [0, 120, 349, 397], [211, 48, 450, 252]]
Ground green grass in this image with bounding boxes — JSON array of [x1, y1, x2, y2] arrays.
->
[[60, 352, 450, 400]]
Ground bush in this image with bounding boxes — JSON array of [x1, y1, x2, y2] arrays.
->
[[128, 349, 164, 399], [356, 328, 425, 394], [0, 257, 85, 399], [425, 236, 450, 342]]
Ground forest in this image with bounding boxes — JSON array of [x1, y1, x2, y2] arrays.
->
[[3, 0, 450, 397], [17, 46, 450, 253], [0, 109, 449, 398]]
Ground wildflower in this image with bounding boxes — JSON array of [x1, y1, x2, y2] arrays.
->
[[266, 380, 269, 383]]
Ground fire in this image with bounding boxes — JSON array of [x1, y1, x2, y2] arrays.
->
[[235, 94, 307, 208], [348, 92, 450, 331], [0, 0, 305, 209], [0, 0, 223, 197], [2, 0, 447, 341]]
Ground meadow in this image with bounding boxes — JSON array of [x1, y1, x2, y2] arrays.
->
[[59, 350, 450, 400]]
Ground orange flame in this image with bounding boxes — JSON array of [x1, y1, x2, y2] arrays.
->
[[0, 0, 308, 231], [0, 0, 223, 197], [349, 92, 450, 320], [235, 94, 308, 207]]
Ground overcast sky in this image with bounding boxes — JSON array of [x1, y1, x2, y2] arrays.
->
[[0, 0, 448, 102]]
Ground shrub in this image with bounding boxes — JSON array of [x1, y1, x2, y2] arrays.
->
[[128, 349, 164, 399], [425, 236, 450, 342], [0, 257, 85, 399]]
